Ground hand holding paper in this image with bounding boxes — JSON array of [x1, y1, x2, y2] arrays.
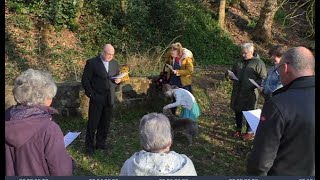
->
[[242, 109, 261, 135], [248, 78, 262, 90], [64, 132, 81, 148], [227, 70, 239, 81], [165, 64, 174, 72], [110, 72, 129, 79]]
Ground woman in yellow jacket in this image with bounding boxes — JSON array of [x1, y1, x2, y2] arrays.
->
[[165, 42, 194, 93]]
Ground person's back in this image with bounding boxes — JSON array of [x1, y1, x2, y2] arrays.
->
[[247, 46, 315, 175], [120, 113, 197, 176], [5, 105, 73, 176], [5, 69, 73, 176], [266, 77, 314, 175], [173, 88, 195, 109], [120, 150, 196, 176]]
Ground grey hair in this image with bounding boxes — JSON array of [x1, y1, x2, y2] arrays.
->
[[13, 69, 57, 106], [241, 43, 254, 53], [281, 47, 315, 72], [139, 113, 172, 152]]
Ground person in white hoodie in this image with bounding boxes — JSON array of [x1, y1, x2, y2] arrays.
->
[[162, 84, 200, 121], [119, 113, 197, 176]]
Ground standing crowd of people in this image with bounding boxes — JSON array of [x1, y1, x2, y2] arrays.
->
[[5, 42, 314, 176]]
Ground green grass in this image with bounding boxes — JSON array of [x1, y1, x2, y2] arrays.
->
[[57, 69, 255, 176]]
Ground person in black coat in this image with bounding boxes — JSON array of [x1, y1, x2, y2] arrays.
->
[[81, 44, 121, 155], [247, 46, 315, 175]]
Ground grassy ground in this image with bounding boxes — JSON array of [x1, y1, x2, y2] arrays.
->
[[56, 67, 261, 176]]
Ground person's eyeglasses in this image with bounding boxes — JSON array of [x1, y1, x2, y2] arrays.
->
[[274, 62, 289, 75], [104, 51, 114, 56]]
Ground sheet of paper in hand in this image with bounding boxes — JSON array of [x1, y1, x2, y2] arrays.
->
[[165, 64, 174, 71], [242, 109, 261, 135], [248, 78, 261, 89], [227, 70, 239, 81], [64, 132, 81, 148], [110, 72, 129, 79]]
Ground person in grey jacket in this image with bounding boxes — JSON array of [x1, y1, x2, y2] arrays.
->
[[247, 46, 315, 175], [120, 113, 197, 176]]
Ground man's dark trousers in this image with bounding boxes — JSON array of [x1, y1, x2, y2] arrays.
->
[[85, 95, 113, 150]]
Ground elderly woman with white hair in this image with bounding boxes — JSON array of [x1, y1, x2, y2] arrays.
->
[[5, 69, 74, 176], [228, 43, 267, 140], [120, 113, 197, 176]]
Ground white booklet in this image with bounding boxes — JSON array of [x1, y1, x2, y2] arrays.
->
[[248, 78, 261, 89], [110, 72, 129, 79], [242, 109, 261, 135], [64, 132, 81, 148], [165, 64, 174, 71], [227, 70, 239, 81]]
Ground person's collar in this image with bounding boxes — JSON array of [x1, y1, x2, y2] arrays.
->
[[272, 76, 314, 96], [100, 55, 108, 62]]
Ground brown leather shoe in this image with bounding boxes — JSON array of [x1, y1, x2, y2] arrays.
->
[[232, 131, 241, 137], [242, 133, 254, 140]]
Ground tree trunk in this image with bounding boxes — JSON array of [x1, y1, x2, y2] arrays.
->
[[252, 0, 278, 42], [218, 0, 226, 30]]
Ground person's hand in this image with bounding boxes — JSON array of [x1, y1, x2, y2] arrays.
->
[[115, 78, 121, 84], [173, 70, 177, 74], [258, 87, 263, 92]]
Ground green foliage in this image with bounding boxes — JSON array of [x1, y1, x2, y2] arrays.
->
[[247, 17, 258, 29], [7, 0, 80, 30], [6, 0, 242, 83], [77, 0, 240, 65], [274, 7, 288, 26]]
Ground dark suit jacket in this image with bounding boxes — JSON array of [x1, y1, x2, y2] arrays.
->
[[81, 55, 120, 105]]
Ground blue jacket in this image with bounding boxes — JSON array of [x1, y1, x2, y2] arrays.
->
[[261, 65, 282, 100]]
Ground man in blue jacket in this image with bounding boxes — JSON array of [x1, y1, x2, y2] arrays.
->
[[247, 46, 315, 175]]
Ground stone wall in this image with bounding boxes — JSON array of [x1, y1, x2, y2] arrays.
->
[[5, 77, 165, 118]]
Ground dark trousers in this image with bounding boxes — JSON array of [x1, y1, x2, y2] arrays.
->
[[171, 85, 193, 115], [85, 100, 113, 149], [235, 111, 251, 133]]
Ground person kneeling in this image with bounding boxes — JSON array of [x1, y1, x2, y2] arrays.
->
[[162, 84, 200, 121]]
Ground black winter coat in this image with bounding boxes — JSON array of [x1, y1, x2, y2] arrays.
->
[[247, 76, 315, 175], [81, 55, 120, 105]]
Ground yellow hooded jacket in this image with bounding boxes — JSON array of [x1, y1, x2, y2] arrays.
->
[[165, 48, 194, 87]]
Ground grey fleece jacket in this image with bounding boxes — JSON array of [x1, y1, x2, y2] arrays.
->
[[120, 150, 197, 176]]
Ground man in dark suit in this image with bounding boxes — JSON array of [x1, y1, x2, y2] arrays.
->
[[81, 44, 121, 155]]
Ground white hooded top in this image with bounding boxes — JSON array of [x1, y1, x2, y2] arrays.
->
[[120, 150, 197, 176], [165, 88, 196, 110]]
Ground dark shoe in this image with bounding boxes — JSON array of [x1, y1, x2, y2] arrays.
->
[[242, 132, 254, 140], [232, 131, 241, 137], [96, 145, 107, 150], [85, 147, 95, 156]]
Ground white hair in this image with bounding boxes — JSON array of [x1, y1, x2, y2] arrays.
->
[[241, 43, 254, 53], [139, 113, 172, 152], [13, 69, 57, 106]]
